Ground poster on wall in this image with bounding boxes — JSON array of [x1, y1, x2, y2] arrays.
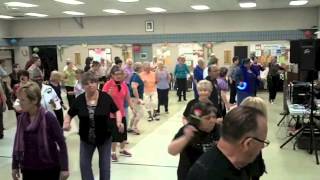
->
[[88, 48, 112, 62]]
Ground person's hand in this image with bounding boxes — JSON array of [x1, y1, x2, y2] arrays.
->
[[67, 91, 74, 95], [117, 122, 124, 133], [63, 121, 71, 131], [60, 170, 69, 180], [257, 76, 261, 80], [12, 169, 20, 180], [183, 125, 198, 139], [130, 106, 136, 114], [216, 118, 223, 124]]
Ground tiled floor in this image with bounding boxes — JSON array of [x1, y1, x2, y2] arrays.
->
[[0, 91, 319, 180]]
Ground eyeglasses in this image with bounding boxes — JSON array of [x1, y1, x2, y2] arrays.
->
[[248, 137, 270, 147]]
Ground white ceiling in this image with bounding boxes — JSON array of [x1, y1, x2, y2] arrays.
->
[[0, 0, 319, 19]]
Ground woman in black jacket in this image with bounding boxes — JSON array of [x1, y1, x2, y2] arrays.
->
[[63, 71, 123, 180]]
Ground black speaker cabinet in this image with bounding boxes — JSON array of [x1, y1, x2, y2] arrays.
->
[[290, 39, 320, 71]]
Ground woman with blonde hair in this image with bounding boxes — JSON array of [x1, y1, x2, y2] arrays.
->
[[49, 71, 67, 127], [240, 96, 267, 180], [240, 96, 267, 116]]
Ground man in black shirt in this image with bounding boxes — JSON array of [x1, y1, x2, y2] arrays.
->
[[187, 106, 269, 180], [205, 65, 224, 117], [168, 102, 220, 180]]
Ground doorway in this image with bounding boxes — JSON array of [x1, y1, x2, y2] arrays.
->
[[30, 46, 58, 81]]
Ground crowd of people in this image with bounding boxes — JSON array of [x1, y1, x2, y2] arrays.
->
[[0, 53, 285, 180]]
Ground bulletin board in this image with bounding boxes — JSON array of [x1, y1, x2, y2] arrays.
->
[[88, 48, 111, 62]]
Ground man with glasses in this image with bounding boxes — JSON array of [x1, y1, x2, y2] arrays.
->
[[187, 106, 269, 180]]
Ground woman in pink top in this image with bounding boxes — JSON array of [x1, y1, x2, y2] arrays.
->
[[102, 66, 134, 162]]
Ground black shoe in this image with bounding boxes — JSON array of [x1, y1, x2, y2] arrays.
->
[[148, 116, 153, 122], [0, 134, 3, 139], [184, 99, 187, 101]]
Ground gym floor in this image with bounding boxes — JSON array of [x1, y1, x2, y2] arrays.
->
[[0, 91, 319, 180]]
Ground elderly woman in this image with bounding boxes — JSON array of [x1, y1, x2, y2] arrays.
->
[[128, 62, 144, 135], [156, 61, 171, 114], [27, 58, 43, 87], [174, 56, 190, 102], [49, 71, 67, 127], [182, 80, 213, 124], [63, 61, 77, 107], [63, 71, 122, 180], [12, 81, 69, 180], [217, 67, 231, 112], [103, 66, 134, 162]]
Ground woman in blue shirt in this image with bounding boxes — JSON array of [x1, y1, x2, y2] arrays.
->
[[174, 57, 190, 102], [193, 59, 205, 99], [235, 58, 257, 105]]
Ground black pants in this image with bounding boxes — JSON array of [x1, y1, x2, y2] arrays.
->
[[54, 109, 64, 127], [22, 167, 60, 180], [65, 86, 75, 107], [176, 78, 187, 100], [267, 75, 279, 101], [229, 80, 237, 104], [157, 88, 169, 112]]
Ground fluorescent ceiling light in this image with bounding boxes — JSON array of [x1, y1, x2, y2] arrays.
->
[[191, 5, 210, 10], [103, 9, 125, 14], [118, 0, 139, 2], [0, 15, 14, 19], [54, 0, 84, 5], [289, 0, 308, 6], [25, 13, 48, 17], [146, 7, 166, 13], [4, 2, 38, 7], [239, 2, 256, 8], [63, 11, 85, 15]]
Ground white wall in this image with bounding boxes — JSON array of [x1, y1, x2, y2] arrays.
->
[[10, 8, 318, 38], [14, 46, 31, 68], [0, 20, 10, 38], [212, 41, 289, 66]]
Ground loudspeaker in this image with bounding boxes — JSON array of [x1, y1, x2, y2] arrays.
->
[[299, 40, 318, 70], [290, 39, 320, 71]]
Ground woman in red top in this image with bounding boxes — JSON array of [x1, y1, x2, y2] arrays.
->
[[102, 66, 134, 162]]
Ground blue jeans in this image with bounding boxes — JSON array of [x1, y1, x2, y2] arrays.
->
[[80, 137, 112, 180]]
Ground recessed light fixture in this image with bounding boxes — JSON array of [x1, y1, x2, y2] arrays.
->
[[118, 0, 139, 2], [63, 11, 85, 15], [0, 15, 14, 19], [54, 0, 84, 5], [239, 0, 256, 8], [103, 9, 125, 14], [289, 0, 308, 6], [25, 13, 48, 17], [4, 2, 38, 8], [146, 7, 166, 13], [191, 5, 210, 10]]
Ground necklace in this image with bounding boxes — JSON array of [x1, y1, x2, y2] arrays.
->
[[86, 91, 98, 106]]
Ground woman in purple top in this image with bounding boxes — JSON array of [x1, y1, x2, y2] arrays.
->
[[12, 81, 69, 180], [217, 67, 231, 112], [156, 61, 171, 113], [123, 59, 134, 85]]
